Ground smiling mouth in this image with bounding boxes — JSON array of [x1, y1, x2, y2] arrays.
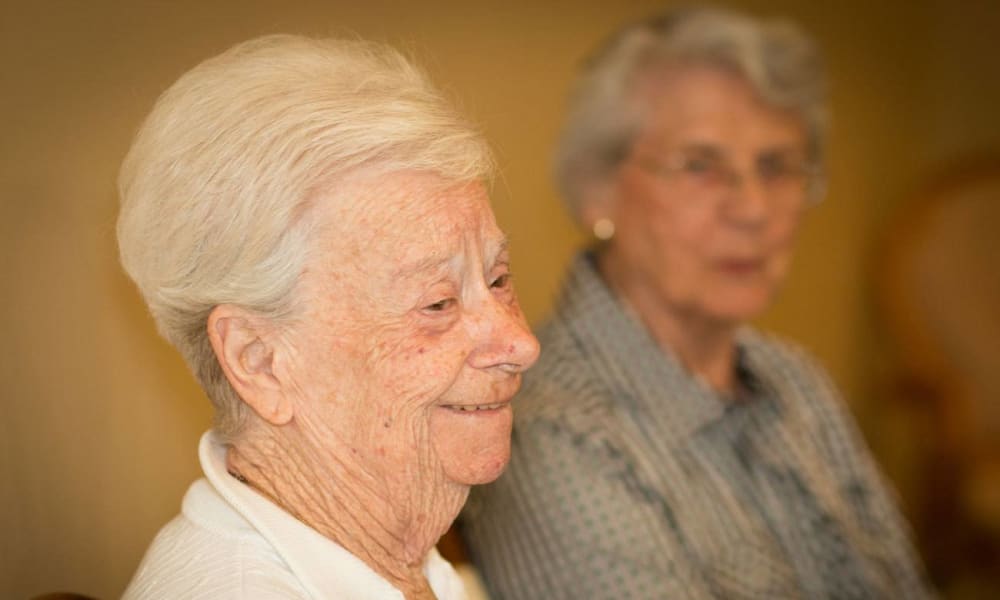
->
[[441, 402, 508, 412], [718, 258, 764, 273]]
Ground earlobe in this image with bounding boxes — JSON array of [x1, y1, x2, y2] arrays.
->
[[579, 178, 620, 232], [207, 305, 294, 426], [580, 182, 616, 242]]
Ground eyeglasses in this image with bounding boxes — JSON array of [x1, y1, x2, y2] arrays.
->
[[631, 147, 824, 208]]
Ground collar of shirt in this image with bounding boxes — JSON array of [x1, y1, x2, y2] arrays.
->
[[197, 431, 466, 600], [552, 251, 773, 447]]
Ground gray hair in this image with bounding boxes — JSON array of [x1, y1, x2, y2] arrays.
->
[[554, 7, 828, 219], [117, 34, 493, 439]]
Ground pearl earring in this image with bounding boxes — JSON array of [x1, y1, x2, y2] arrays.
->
[[593, 218, 615, 241]]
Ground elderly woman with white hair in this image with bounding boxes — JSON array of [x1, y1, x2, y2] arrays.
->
[[118, 35, 539, 599], [462, 8, 934, 599]]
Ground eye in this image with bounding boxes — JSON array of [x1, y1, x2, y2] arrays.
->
[[758, 153, 810, 183], [758, 159, 788, 181], [489, 269, 517, 305], [423, 298, 456, 312], [682, 156, 715, 174], [490, 273, 511, 289], [689, 156, 732, 182]]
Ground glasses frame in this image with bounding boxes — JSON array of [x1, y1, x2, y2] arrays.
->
[[630, 149, 826, 208]]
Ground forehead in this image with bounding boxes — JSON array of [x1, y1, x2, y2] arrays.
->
[[307, 170, 500, 273], [633, 64, 807, 148]]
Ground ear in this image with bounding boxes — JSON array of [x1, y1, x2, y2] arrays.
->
[[207, 304, 293, 426], [579, 176, 621, 232]]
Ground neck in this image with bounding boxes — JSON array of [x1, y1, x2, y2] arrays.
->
[[226, 422, 464, 598], [597, 251, 738, 394]]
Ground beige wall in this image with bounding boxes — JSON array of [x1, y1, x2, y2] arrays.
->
[[2, 1, 997, 597]]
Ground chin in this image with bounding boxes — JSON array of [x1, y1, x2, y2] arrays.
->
[[460, 446, 512, 485], [445, 465, 508, 488], [435, 445, 511, 486], [431, 404, 514, 485], [713, 303, 769, 324], [708, 286, 776, 322]]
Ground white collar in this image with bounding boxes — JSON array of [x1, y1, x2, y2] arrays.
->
[[198, 430, 466, 600]]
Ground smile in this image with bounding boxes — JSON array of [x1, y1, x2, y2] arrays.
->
[[441, 402, 508, 412]]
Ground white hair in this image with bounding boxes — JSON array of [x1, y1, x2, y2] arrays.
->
[[554, 7, 828, 219], [117, 34, 494, 439]]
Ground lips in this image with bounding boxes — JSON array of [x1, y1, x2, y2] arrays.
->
[[716, 257, 764, 275], [441, 402, 509, 412], [438, 376, 522, 414]]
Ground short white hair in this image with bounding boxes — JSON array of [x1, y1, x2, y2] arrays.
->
[[117, 34, 493, 438], [554, 7, 828, 219]]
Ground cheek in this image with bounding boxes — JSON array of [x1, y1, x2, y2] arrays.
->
[[764, 239, 797, 286], [298, 323, 465, 442], [620, 195, 688, 261], [357, 342, 472, 470], [763, 215, 804, 266], [769, 208, 803, 241], [372, 332, 470, 413], [648, 212, 715, 282]]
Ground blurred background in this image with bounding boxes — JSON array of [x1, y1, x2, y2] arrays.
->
[[2, 0, 997, 598]]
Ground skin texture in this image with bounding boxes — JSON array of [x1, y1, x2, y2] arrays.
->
[[208, 171, 539, 598], [590, 65, 811, 392]]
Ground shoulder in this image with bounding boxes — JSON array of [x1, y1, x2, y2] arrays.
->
[[740, 328, 830, 384], [123, 479, 309, 599], [739, 328, 846, 417], [741, 329, 877, 473]]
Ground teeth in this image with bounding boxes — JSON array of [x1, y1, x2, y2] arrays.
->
[[448, 403, 505, 412]]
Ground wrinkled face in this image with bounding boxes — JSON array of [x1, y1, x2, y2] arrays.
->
[[603, 65, 813, 326], [279, 171, 539, 494]]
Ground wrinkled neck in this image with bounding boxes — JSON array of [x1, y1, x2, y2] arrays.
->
[[225, 422, 466, 597]]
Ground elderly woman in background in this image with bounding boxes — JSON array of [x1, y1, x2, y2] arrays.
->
[[462, 8, 933, 599], [118, 35, 539, 599]]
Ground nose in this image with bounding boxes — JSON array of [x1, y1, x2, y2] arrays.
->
[[721, 171, 769, 226], [466, 293, 540, 374]]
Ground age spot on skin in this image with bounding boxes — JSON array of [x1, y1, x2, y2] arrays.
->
[[383, 418, 392, 428]]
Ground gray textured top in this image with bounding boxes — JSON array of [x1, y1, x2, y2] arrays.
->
[[461, 252, 933, 600]]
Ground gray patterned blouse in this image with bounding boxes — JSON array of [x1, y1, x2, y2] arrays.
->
[[461, 252, 933, 600]]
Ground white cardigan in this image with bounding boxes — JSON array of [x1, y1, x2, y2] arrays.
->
[[123, 431, 467, 600]]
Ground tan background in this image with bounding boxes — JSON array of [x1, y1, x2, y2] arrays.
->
[[2, 0, 998, 598]]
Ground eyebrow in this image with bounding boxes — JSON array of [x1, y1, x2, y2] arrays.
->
[[392, 252, 455, 281], [488, 236, 511, 262], [391, 235, 510, 280]]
